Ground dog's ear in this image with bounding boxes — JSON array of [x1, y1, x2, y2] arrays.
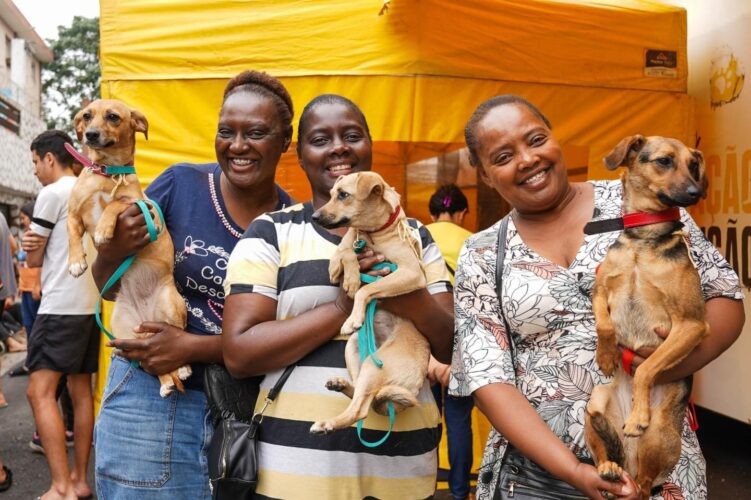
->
[[130, 109, 149, 140], [383, 185, 401, 212], [603, 135, 645, 170], [73, 109, 86, 141], [690, 149, 708, 198]]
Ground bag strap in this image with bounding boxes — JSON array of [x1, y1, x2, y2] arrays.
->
[[249, 365, 295, 437], [495, 214, 517, 370]]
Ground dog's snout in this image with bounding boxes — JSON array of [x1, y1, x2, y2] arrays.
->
[[312, 210, 322, 222], [85, 129, 101, 142], [686, 184, 702, 199]]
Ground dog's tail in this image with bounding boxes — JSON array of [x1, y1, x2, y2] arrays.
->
[[373, 385, 418, 416]]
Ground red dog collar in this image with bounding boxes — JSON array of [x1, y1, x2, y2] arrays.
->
[[622, 207, 681, 229], [372, 205, 401, 233]]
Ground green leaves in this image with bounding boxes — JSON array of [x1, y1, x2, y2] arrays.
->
[[42, 16, 100, 131]]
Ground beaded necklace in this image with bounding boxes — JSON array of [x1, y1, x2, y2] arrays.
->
[[208, 172, 242, 239]]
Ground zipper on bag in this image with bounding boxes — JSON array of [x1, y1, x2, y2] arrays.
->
[[507, 480, 588, 499]]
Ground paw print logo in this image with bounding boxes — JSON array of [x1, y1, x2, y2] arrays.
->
[[710, 47, 744, 108]]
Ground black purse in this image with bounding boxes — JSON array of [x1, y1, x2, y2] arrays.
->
[[205, 364, 294, 500], [493, 215, 589, 500]]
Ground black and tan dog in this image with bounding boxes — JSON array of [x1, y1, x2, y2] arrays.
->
[[67, 99, 190, 397], [308, 172, 430, 435], [585, 136, 709, 499]]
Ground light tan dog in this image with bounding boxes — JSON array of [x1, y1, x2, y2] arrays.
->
[[67, 99, 190, 397], [308, 171, 430, 434], [585, 136, 708, 498]]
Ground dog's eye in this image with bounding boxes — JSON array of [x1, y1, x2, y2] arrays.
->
[[337, 191, 350, 201], [106, 113, 120, 122], [655, 157, 673, 168], [82, 112, 91, 121], [689, 160, 700, 179]]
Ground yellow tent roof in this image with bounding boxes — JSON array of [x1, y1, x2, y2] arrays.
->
[[100, 0, 692, 196]]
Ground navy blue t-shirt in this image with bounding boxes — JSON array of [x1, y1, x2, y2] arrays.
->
[[145, 163, 292, 388]]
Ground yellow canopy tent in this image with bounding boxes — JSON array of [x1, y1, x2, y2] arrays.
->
[[97, 0, 692, 484]]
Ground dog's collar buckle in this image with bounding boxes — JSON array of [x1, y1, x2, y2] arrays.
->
[[64, 142, 135, 177]]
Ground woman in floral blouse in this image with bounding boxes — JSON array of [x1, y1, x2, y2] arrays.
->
[[449, 95, 745, 500]]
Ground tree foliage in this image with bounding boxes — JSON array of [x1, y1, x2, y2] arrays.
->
[[42, 16, 100, 131]]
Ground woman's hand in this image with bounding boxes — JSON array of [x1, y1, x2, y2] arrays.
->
[[21, 232, 45, 252], [567, 463, 640, 500], [95, 201, 154, 262], [107, 322, 191, 375]]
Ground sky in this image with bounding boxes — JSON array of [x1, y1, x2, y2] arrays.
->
[[12, 0, 100, 42]]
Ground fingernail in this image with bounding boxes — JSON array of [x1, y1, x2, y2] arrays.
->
[[377, 255, 385, 261]]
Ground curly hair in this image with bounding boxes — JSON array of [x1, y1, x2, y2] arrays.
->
[[429, 184, 468, 217], [464, 95, 552, 167], [223, 70, 294, 140], [296, 94, 371, 155]]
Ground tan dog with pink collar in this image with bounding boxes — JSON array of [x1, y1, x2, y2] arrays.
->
[[67, 99, 190, 397]]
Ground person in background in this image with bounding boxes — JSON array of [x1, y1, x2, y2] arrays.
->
[[23, 130, 100, 500], [0, 211, 24, 355], [426, 184, 475, 500], [91, 70, 295, 499], [450, 95, 744, 499]]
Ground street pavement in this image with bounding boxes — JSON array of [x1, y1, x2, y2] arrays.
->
[[0, 353, 96, 499]]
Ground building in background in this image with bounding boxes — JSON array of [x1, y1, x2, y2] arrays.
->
[[0, 0, 52, 225]]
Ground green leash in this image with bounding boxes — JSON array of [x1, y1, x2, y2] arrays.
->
[[352, 239, 397, 448], [95, 199, 165, 367]]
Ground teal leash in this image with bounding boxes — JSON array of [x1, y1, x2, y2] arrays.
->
[[95, 199, 165, 367], [352, 239, 398, 448]]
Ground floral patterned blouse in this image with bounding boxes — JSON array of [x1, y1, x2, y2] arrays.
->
[[449, 180, 743, 500]]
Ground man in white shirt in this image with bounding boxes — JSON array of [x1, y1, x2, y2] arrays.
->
[[23, 130, 98, 500]]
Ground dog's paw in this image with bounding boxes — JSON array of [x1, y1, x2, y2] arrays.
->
[[309, 420, 335, 435], [93, 231, 113, 246], [597, 461, 623, 482], [595, 344, 618, 376], [159, 382, 176, 398], [68, 261, 88, 278], [325, 377, 351, 393], [623, 409, 650, 437], [342, 274, 360, 299], [340, 317, 362, 335], [176, 365, 192, 380]]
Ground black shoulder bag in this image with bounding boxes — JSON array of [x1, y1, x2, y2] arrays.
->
[[205, 364, 295, 500], [493, 215, 590, 500]]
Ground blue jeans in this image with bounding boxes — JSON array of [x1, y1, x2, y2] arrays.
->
[[95, 355, 213, 499], [433, 384, 474, 499]]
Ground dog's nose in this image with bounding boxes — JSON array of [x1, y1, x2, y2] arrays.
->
[[686, 184, 702, 200], [311, 211, 321, 222], [85, 130, 100, 142]]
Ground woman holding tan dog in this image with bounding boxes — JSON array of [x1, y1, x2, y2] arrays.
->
[[222, 94, 455, 499], [90, 71, 294, 499], [449, 95, 745, 499]]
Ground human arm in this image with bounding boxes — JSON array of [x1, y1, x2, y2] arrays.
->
[[625, 297, 744, 382], [22, 232, 47, 268], [108, 322, 223, 373], [223, 291, 352, 378], [474, 384, 638, 499]]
